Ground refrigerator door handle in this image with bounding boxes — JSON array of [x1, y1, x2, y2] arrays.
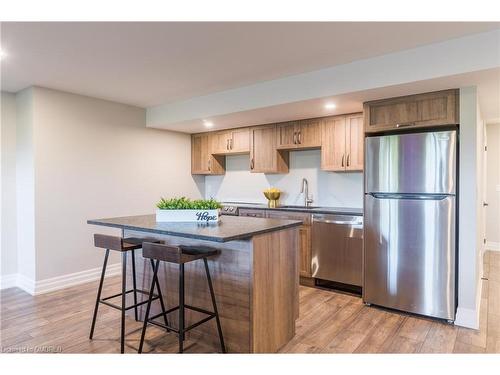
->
[[368, 192, 451, 200]]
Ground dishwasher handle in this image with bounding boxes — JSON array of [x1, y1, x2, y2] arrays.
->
[[313, 218, 363, 225]]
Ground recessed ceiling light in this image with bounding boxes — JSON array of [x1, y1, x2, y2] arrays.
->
[[203, 120, 214, 128], [324, 103, 336, 110]]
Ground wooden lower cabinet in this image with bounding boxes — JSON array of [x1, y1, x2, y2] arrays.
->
[[298, 226, 312, 277], [255, 210, 312, 278], [238, 208, 267, 218]]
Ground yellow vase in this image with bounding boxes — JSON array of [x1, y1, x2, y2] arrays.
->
[[263, 191, 280, 208]]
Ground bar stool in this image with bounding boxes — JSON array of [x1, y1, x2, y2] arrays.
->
[[89, 234, 169, 353], [138, 242, 226, 354]]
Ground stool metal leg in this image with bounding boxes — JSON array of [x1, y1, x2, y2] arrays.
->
[[178, 263, 185, 353], [203, 258, 226, 353], [150, 259, 169, 330], [120, 251, 127, 354], [138, 259, 160, 354], [89, 249, 110, 339], [131, 249, 139, 321]]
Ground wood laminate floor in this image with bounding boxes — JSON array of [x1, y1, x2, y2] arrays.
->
[[1, 251, 499, 354]]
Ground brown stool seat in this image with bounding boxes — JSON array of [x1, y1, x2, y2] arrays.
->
[[94, 234, 161, 252], [179, 245, 219, 257], [142, 242, 219, 264]]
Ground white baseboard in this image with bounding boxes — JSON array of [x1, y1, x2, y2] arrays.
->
[[455, 276, 483, 330], [455, 306, 480, 329], [0, 274, 18, 290], [486, 241, 500, 251], [0, 263, 121, 295]]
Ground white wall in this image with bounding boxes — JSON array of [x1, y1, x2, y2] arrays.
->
[[32, 87, 203, 281], [1, 92, 18, 279], [3, 87, 203, 292], [455, 86, 484, 329], [486, 123, 500, 249], [15, 88, 37, 284], [205, 150, 363, 207]]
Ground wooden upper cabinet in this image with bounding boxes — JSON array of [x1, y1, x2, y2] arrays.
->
[[276, 121, 298, 149], [211, 128, 250, 154], [321, 113, 364, 172], [345, 114, 364, 171], [230, 128, 250, 153], [297, 118, 321, 148], [191, 133, 225, 175], [321, 116, 347, 171], [276, 120, 321, 150], [250, 125, 289, 174], [364, 89, 459, 133], [211, 131, 232, 154]]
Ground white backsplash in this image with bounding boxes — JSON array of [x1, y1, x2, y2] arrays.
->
[[204, 149, 363, 207]]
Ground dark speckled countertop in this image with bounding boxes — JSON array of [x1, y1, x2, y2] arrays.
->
[[88, 214, 302, 243]]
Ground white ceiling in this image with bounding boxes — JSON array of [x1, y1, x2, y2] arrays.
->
[[2, 22, 499, 107], [170, 68, 500, 133]]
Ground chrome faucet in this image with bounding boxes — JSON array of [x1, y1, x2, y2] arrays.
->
[[300, 178, 314, 207]]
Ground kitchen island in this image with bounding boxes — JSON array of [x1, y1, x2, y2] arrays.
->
[[88, 214, 302, 353]]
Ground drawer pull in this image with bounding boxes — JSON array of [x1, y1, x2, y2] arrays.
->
[[396, 122, 415, 128]]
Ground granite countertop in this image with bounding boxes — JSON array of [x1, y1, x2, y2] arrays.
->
[[226, 202, 363, 216], [87, 214, 302, 243]]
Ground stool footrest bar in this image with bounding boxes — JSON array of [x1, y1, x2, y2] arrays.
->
[[184, 315, 215, 333], [101, 289, 157, 301], [148, 319, 180, 334], [99, 296, 159, 311]]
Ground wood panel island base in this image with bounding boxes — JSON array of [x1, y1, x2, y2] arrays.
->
[[88, 215, 301, 353]]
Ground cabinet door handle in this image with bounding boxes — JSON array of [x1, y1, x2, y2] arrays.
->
[[396, 122, 415, 128], [346, 154, 350, 167], [208, 159, 211, 171], [293, 131, 297, 144], [341, 154, 345, 167], [298, 131, 302, 144], [226, 139, 229, 150], [230, 138, 233, 150], [250, 158, 254, 170]]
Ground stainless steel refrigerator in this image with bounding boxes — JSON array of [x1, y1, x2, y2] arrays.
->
[[363, 130, 457, 321]]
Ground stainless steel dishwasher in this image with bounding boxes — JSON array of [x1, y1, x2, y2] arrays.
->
[[311, 214, 363, 287]]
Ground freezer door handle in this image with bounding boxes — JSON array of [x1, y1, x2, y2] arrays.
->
[[368, 193, 451, 200]]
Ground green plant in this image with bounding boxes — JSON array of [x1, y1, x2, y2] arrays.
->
[[156, 197, 221, 210]]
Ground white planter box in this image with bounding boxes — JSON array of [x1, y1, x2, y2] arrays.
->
[[156, 209, 220, 223]]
